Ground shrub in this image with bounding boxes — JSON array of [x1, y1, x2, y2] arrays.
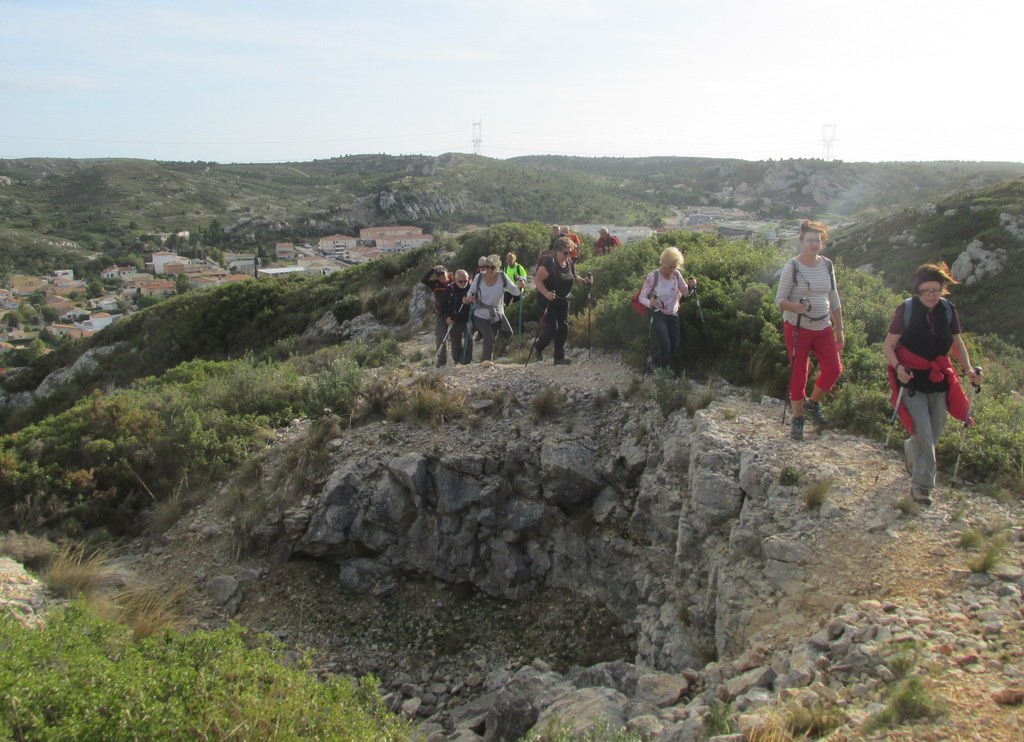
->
[[531, 385, 567, 420], [864, 676, 945, 732], [0, 604, 409, 741], [779, 465, 801, 486]]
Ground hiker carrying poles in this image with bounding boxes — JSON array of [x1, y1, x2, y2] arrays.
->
[[952, 366, 983, 484]]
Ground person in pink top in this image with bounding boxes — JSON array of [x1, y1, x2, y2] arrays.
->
[[638, 246, 697, 372]]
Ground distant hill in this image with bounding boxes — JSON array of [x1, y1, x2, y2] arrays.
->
[[3, 154, 1024, 278], [829, 177, 1024, 344]]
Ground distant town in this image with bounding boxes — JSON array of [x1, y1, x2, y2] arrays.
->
[[0, 225, 433, 359]]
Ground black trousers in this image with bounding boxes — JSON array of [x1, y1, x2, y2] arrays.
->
[[535, 297, 569, 360]]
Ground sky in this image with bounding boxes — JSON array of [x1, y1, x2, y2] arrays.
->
[[2, 0, 1022, 165]]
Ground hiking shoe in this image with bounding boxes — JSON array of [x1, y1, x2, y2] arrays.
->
[[910, 486, 933, 506], [553, 358, 571, 366], [790, 416, 805, 441], [903, 438, 914, 475], [804, 399, 829, 427]]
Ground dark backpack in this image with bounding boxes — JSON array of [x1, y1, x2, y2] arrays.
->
[[902, 296, 953, 329]]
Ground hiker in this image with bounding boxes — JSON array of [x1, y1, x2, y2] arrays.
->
[[532, 236, 592, 365], [503, 252, 528, 305], [465, 255, 521, 362], [881, 262, 982, 505], [594, 227, 621, 256], [638, 246, 697, 372], [548, 225, 562, 251], [443, 269, 474, 364], [421, 264, 452, 367], [775, 220, 845, 441], [559, 226, 581, 259]]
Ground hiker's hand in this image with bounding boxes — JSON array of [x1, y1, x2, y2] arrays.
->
[[687, 278, 697, 289], [967, 366, 982, 387], [895, 364, 911, 384], [446, 317, 455, 326]]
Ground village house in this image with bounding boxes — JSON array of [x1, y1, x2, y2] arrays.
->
[[137, 280, 176, 297], [297, 256, 345, 275], [358, 226, 432, 251], [275, 242, 296, 261], [317, 234, 359, 257], [148, 252, 189, 275], [53, 269, 75, 280]]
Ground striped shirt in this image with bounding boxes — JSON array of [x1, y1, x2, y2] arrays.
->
[[775, 258, 841, 331]]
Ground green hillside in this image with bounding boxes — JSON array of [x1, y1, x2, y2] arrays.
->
[[829, 178, 1024, 344], [4, 154, 1024, 281]]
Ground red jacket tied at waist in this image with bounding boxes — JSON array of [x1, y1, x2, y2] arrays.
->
[[887, 347, 972, 434]]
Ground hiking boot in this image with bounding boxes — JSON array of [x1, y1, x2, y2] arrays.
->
[[790, 416, 805, 441], [903, 438, 914, 476], [910, 486, 933, 506], [553, 358, 571, 366], [804, 399, 829, 427]]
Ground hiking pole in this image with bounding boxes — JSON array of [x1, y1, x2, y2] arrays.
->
[[434, 322, 455, 364], [952, 366, 983, 484], [781, 299, 808, 425], [691, 287, 705, 325], [517, 292, 523, 351], [586, 277, 593, 360], [884, 384, 906, 449], [641, 310, 655, 382]]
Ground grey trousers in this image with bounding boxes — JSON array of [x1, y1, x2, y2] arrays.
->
[[903, 389, 948, 491]]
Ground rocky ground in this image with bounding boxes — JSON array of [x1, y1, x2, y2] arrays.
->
[[4, 331, 1023, 740]]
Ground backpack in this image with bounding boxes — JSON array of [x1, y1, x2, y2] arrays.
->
[[631, 269, 685, 315], [902, 296, 953, 329], [788, 257, 835, 292], [470, 271, 513, 320]]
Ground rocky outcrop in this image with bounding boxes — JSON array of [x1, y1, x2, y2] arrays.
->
[[951, 239, 1008, 285], [33, 342, 124, 400]]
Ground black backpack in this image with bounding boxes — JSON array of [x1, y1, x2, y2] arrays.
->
[[901, 296, 953, 329]]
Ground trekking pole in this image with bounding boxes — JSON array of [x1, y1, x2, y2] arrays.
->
[[641, 310, 655, 382], [517, 293, 523, 351], [691, 287, 705, 325], [434, 322, 455, 364], [884, 384, 906, 449], [586, 277, 593, 360], [952, 366, 983, 484], [781, 299, 808, 425]]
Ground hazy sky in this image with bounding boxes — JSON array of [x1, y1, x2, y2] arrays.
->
[[2, 0, 1021, 164]]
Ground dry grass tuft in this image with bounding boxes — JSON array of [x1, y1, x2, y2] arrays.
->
[[44, 544, 125, 599]]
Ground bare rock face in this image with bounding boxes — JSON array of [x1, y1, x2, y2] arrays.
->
[[951, 239, 1008, 285]]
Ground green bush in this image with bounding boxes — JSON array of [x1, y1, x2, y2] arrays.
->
[[0, 604, 408, 741]]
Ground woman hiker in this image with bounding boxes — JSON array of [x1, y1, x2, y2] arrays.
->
[[774, 220, 845, 441], [464, 254, 520, 362], [881, 261, 982, 506], [637, 246, 698, 372], [532, 236, 592, 365]]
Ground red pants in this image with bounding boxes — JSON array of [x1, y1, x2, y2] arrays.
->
[[783, 321, 843, 401]]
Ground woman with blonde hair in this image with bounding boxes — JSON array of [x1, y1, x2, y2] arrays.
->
[[775, 220, 845, 441], [637, 246, 698, 372]]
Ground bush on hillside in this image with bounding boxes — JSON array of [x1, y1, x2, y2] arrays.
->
[[0, 604, 408, 741]]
